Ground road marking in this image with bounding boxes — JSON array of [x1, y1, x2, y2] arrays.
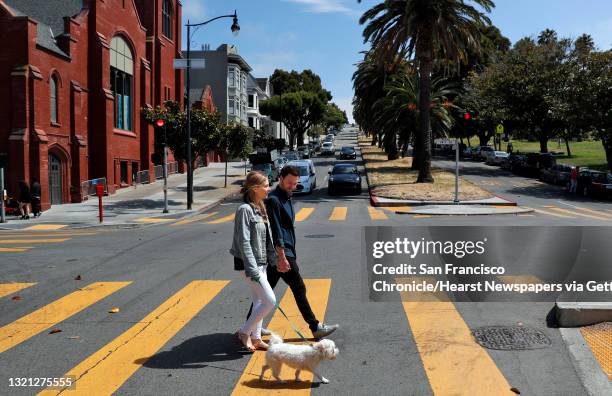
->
[[0, 283, 36, 298], [557, 204, 612, 218], [580, 323, 612, 380], [0, 247, 35, 252], [23, 224, 68, 231], [171, 212, 217, 226], [206, 213, 236, 224], [0, 239, 70, 244], [0, 282, 131, 354], [329, 207, 347, 221], [518, 214, 535, 217], [135, 217, 173, 223], [367, 207, 388, 220], [412, 215, 431, 219], [0, 232, 96, 238], [523, 207, 577, 219], [38, 280, 228, 395], [295, 207, 315, 222], [498, 275, 542, 284], [399, 278, 513, 395], [231, 279, 332, 395], [545, 207, 610, 221], [381, 206, 412, 213]]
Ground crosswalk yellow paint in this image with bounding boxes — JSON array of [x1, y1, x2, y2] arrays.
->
[[295, 207, 315, 222], [0, 247, 35, 252], [136, 217, 173, 223], [206, 213, 235, 224], [412, 215, 431, 219], [171, 212, 217, 226], [381, 206, 412, 213], [0, 239, 70, 244], [0, 232, 96, 238], [0, 282, 131, 354], [367, 206, 388, 220], [0, 283, 36, 298], [524, 207, 577, 219], [329, 207, 347, 221], [399, 278, 513, 395], [23, 224, 67, 231], [38, 280, 229, 395], [231, 279, 332, 395], [545, 207, 610, 221], [572, 207, 612, 218]]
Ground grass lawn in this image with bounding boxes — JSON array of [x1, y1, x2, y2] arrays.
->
[[469, 139, 609, 171]]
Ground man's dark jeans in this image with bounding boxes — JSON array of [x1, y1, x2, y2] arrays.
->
[[246, 257, 319, 332]]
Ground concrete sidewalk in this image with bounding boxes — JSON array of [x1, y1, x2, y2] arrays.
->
[[0, 161, 246, 229]]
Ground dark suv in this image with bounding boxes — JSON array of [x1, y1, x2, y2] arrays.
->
[[339, 146, 357, 159]]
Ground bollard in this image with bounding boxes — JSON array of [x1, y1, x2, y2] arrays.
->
[[96, 183, 104, 223]]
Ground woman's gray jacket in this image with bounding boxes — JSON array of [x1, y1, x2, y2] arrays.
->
[[230, 203, 277, 279]]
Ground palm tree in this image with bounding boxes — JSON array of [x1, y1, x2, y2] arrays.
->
[[359, 0, 493, 182]]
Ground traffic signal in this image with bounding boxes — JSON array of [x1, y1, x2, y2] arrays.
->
[[464, 112, 471, 120]]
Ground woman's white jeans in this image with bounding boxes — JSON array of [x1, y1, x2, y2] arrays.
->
[[240, 265, 276, 340]]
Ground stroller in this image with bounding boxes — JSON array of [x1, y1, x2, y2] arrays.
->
[[3, 196, 20, 216]]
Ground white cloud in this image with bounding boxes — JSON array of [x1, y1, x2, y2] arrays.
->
[[182, 0, 206, 20], [283, 0, 359, 16]]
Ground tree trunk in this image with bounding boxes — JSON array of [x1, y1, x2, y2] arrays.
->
[[288, 133, 295, 150], [467, 136, 471, 147], [412, 131, 422, 170], [539, 135, 549, 153], [371, 133, 377, 146], [564, 137, 572, 157], [297, 131, 305, 147], [386, 132, 398, 160], [602, 135, 612, 173], [416, 43, 434, 183]]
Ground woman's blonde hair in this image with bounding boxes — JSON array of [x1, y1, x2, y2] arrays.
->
[[241, 171, 269, 221]]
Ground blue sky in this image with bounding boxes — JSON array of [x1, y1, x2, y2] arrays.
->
[[181, 0, 612, 122]]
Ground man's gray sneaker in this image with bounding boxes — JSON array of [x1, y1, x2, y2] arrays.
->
[[261, 328, 271, 336], [312, 323, 339, 339]]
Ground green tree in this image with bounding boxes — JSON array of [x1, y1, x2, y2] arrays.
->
[[323, 102, 348, 131], [218, 123, 253, 187], [359, 0, 494, 182]]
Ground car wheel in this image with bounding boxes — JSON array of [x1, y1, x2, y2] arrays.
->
[[583, 186, 589, 197], [328, 187, 334, 196]]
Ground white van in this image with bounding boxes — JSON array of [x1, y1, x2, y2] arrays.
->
[[287, 160, 317, 194]]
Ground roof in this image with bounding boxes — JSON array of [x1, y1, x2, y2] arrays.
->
[[255, 78, 269, 92], [4, 0, 83, 57]]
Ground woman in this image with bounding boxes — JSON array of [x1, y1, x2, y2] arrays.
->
[[18, 180, 32, 220], [230, 171, 277, 351]]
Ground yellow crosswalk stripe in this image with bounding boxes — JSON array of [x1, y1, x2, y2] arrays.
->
[[572, 207, 612, 218], [38, 280, 229, 395], [518, 214, 535, 217], [367, 206, 388, 220], [545, 207, 610, 221], [413, 215, 431, 219], [399, 278, 513, 395], [135, 217, 173, 223], [171, 212, 217, 226], [231, 279, 332, 395], [498, 275, 542, 284], [0, 239, 70, 244], [329, 207, 347, 221], [0, 232, 96, 238], [523, 207, 576, 219], [23, 224, 67, 231], [0, 283, 36, 298], [0, 247, 35, 252], [295, 207, 315, 222], [206, 213, 235, 224], [381, 206, 412, 213], [0, 282, 131, 354]]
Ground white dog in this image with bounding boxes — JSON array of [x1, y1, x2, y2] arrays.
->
[[259, 332, 339, 384]]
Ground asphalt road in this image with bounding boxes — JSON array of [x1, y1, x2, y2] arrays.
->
[[0, 128, 609, 395]]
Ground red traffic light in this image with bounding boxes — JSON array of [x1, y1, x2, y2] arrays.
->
[[155, 119, 165, 127], [464, 113, 471, 120]]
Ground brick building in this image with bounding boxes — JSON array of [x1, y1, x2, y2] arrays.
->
[[0, 0, 184, 209]]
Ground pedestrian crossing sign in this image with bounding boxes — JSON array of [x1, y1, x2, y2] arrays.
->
[[496, 124, 504, 135]]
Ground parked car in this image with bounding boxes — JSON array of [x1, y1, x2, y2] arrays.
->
[[288, 160, 317, 194], [325, 134, 335, 142], [462, 147, 474, 159], [540, 164, 572, 186], [478, 146, 495, 162], [485, 151, 510, 165], [339, 146, 357, 160], [576, 170, 612, 199], [328, 163, 362, 195], [252, 163, 277, 184], [297, 145, 311, 159], [506, 153, 528, 172], [321, 142, 335, 156], [284, 151, 300, 161], [309, 141, 320, 153]]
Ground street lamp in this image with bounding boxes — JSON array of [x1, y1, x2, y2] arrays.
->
[[185, 10, 239, 210], [156, 118, 169, 214]]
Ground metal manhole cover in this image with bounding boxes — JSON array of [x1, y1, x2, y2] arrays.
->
[[472, 326, 551, 350], [304, 234, 334, 239]]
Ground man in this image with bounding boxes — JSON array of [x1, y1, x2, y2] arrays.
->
[[248, 165, 338, 339], [30, 177, 41, 217], [569, 166, 579, 193]]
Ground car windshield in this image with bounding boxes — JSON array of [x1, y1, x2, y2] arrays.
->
[[341, 147, 354, 152], [592, 173, 607, 182], [323, 143, 332, 147], [332, 166, 355, 174], [295, 166, 310, 176]]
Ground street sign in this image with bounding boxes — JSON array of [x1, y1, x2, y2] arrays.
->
[[173, 59, 205, 69], [496, 124, 504, 135]]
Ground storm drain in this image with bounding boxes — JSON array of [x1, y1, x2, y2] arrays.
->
[[304, 234, 334, 238], [472, 326, 551, 350]]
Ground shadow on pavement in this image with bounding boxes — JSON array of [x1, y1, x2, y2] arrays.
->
[[105, 199, 184, 209]]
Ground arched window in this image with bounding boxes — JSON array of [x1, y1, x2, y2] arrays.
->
[[50, 75, 58, 123], [162, 0, 173, 39], [110, 36, 134, 131]]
